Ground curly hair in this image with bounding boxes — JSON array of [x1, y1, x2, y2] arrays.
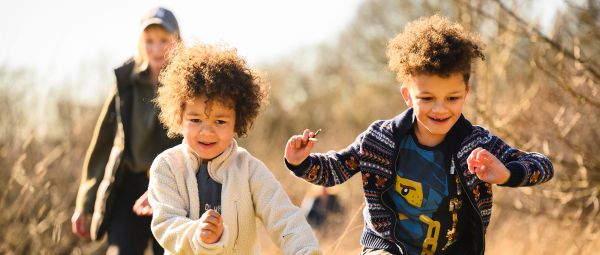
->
[[156, 44, 268, 138], [387, 14, 485, 83]]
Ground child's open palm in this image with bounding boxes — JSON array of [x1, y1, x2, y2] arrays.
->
[[467, 147, 511, 184], [197, 209, 224, 244], [285, 129, 318, 166]]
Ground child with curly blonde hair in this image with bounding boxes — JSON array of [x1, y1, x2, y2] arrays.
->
[[148, 44, 321, 255], [284, 15, 553, 255]]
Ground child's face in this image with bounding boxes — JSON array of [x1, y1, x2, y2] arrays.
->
[[143, 27, 177, 69], [401, 73, 468, 146], [181, 96, 236, 161]]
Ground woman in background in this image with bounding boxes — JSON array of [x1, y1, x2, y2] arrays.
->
[[71, 7, 182, 255]]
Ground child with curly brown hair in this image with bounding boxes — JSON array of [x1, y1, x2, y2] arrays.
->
[[147, 44, 322, 255], [284, 15, 553, 255]]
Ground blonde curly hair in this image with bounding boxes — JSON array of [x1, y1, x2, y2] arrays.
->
[[155, 44, 268, 138], [387, 14, 485, 83]]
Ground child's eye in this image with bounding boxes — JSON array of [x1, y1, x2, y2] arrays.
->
[[190, 118, 200, 123], [418, 97, 433, 101], [448, 96, 461, 101], [216, 120, 227, 125]]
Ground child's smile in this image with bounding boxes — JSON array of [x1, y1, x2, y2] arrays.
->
[[428, 116, 451, 124], [197, 141, 218, 150]]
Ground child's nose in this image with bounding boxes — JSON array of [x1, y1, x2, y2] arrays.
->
[[198, 123, 214, 135], [432, 101, 446, 112]]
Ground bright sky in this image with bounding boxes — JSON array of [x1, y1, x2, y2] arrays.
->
[[0, 0, 565, 93], [1, 0, 363, 85]]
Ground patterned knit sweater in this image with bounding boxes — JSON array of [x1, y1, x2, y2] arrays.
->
[[287, 108, 553, 254]]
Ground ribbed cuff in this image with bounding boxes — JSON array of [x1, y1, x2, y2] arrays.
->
[[360, 228, 397, 251], [284, 157, 312, 177], [499, 162, 527, 187]]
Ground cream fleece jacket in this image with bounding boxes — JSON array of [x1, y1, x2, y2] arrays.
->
[[148, 139, 322, 255]]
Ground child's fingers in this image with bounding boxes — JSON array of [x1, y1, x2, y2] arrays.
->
[[300, 129, 321, 147], [202, 214, 221, 226], [468, 147, 486, 174], [467, 147, 480, 162], [205, 209, 221, 219], [293, 135, 303, 149], [201, 222, 220, 233], [467, 149, 479, 173], [302, 129, 311, 141], [200, 229, 218, 242], [479, 165, 487, 172], [472, 147, 485, 159], [474, 148, 491, 163]]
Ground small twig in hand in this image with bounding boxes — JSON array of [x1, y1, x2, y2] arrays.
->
[[308, 129, 322, 142]]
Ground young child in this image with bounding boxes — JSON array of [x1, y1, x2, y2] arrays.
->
[[284, 15, 553, 255], [148, 44, 322, 255]]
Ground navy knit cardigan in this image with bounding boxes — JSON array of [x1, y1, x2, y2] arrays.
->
[[287, 108, 554, 254]]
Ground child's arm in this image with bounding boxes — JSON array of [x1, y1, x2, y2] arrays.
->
[[250, 161, 322, 255], [285, 128, 364, 187], [148, 156, 229, 254], [467, 127, 554, 187]]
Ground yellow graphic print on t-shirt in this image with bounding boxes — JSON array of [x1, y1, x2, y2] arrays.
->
[[395, 176, 442, 255], [395, 176, 423, 208]]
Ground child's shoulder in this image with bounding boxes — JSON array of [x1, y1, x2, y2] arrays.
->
[[364, 118, 396, 134], [151, 144, 187, 166], [362, 109, 414, 136], [460, 125, 495, 145], [226, 145, 275, 181], [231, 145, 267, 169], [470, 125, 492, 137]]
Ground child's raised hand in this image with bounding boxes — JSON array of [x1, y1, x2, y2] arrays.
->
[[285, 129, 319, 166], [467, 147, 510, 184], [197, 209, 224, 244]]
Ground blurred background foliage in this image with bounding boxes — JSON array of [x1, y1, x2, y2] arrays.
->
[[1, 0, 599, 254]]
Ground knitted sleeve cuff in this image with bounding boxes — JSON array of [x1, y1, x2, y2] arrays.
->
[[284, 157, 312, 177], [499, 162, 527, 187]]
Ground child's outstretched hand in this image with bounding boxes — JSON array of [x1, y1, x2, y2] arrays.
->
[[197, 209, 224, 244], [467, 147, 511, 184], [285, 129, 320, 166]]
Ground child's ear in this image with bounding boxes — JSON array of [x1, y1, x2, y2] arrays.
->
[[400, 85, 413, 107]]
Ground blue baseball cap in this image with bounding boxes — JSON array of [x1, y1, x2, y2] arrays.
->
[[140, 7, 179, 34]]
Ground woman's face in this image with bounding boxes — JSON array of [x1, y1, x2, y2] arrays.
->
[[143, 27, 177, 69]]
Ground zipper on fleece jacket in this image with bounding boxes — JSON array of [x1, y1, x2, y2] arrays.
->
[[233, 200, 239, 252]]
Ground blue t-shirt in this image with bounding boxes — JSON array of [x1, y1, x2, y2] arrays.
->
[[388, 132, 456, 255], [196, 162, 222, 215]]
